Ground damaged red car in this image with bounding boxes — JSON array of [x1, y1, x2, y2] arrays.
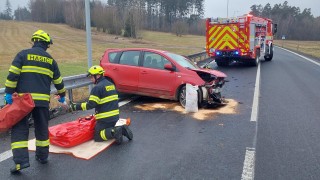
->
[[100, 48, 227, 107]]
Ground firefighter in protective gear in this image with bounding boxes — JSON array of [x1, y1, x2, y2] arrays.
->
[[69, 65, 133, 145], [5, 29, 66, 174]]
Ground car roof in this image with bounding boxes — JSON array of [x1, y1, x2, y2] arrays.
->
[[105, 48, 170, 54]]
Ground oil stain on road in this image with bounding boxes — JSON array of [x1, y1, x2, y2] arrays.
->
[[133, 98, 239, 120]]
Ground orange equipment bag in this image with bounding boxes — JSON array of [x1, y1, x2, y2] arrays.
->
[[49, 115, 96, 148], [0, 93, 35, 132]]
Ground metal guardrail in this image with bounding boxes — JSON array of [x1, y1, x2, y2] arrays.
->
[[187, 51, 208, 62], [0, 74, 92, 106], [0, 51, 208, 106]]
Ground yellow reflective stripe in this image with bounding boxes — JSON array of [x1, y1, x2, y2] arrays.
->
[[100, 95, 118, 104], [11, 141, 28, 150], [81, 102, 87, 110], [53, 77, 63, 84], [36, 139, 50, 147], [5, 79, 17, 88], [30, 93, 50, 101], [100, 129, 107, 140], [21, 66, 53, 78], [89, 95, 100, 104], [9, 65, 21, 74], [95, 109, 119, 120], [57, 88, 66, 94]]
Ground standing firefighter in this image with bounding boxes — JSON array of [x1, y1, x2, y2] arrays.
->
[[4, 30, 66, 174], [69, 65, 133, 144]]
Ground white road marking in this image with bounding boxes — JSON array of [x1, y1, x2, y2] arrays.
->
[[0, 96, 137, 163], [242, 62, 260, 179], [241, 147, 256, 180], [278, 46, 320, 67], [0, 150, 12, 162], [250, 62, 260, 122]]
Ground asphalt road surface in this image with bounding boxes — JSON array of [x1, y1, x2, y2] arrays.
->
[[0, 47, 319, 180]]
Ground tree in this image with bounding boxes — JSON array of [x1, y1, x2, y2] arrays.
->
[[14, 7, 32, 21], [123, 12, 136, 38], [1, 0, 13, 20], [172, 20, 188, 36]]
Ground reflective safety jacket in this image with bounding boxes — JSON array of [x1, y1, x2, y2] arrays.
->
[[5, 44, 65, 107], [75, 77, 119, 123]]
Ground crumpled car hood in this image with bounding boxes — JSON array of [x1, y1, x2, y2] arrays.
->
[[191, 68, 227, 78]]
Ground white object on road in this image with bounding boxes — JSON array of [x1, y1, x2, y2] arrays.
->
[[185, 83, 198, 113]]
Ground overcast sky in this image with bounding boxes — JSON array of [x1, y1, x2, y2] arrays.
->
[[1, 0, 319, 18]]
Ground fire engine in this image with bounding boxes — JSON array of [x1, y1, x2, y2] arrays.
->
[[205, 14, 277, 66]]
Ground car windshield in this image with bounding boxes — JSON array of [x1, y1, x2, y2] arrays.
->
[[165, 52, 199, 69]]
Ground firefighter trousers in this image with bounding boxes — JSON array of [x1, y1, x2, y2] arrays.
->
[[11, 107, 50, 164], [94, 120, 117, 142]]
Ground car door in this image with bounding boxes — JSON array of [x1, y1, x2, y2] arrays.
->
[[138, 51, 177, 98], [110, 50, 141, 93]]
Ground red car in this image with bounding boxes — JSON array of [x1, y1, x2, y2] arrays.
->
[[100, 48, 227, 107]]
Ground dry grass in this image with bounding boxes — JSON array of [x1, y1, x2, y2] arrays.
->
[[274, 40, 320, 59], [0, 20, 205, 86]]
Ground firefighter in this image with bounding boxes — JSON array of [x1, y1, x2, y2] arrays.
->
[[69, 65, 133, 145], [4, 30, 66, 174]]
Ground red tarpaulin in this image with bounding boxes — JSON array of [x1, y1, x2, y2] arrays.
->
[[49, 115, 96, 148], [0, 93, 35, 132]]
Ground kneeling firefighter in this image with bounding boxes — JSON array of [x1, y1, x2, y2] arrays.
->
[[69, 65, 133, 144]]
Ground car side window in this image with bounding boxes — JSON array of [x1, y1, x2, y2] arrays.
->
[[143, 52, 170, 70], [108, 52, 118, 63], [119, 51, 140, 66]]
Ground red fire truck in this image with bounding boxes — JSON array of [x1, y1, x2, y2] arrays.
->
[[205, 14, 277, 66]]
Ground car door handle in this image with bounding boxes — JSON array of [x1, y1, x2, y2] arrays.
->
[[141, 71, 148, 74], [112, 67, 118, 70]]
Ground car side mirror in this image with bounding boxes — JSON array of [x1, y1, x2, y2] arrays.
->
[[164, 63, 175, 71]]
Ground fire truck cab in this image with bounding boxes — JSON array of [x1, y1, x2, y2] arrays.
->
[[205, 14, 277, 66]]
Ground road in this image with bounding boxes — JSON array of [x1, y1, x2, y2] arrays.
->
[[0, 47, 319, 179]]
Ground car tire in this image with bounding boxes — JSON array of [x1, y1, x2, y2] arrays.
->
[[179, 86, 186, 108], [179, 85, 203, 108]]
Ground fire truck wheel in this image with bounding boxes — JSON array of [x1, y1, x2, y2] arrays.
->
[[264, 45, 273, 61], [252, 50, 260, 66], [215, 59, 229, 67]]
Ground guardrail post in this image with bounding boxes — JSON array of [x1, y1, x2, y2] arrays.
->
[[68, 89, 73, 102]]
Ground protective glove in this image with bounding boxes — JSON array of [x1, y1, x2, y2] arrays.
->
[[4, 93, 13, 105], [69, 102, 77, 112], [58, 96, 65, 103]]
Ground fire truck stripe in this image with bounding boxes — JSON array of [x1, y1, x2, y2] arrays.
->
[[212, 30, 238, 49], [213, 27, 238, 46], [209, 26, 223, 43], [208, 26, 217, 35]]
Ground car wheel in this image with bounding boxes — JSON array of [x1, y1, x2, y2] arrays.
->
[[179, 86, 186, 108], [179, 85, 203, 108], [197, 88, 204, 108]]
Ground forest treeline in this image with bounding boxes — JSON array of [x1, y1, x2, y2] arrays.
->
[[250, 1, 320, 40], [1, 0, 320, 40]]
